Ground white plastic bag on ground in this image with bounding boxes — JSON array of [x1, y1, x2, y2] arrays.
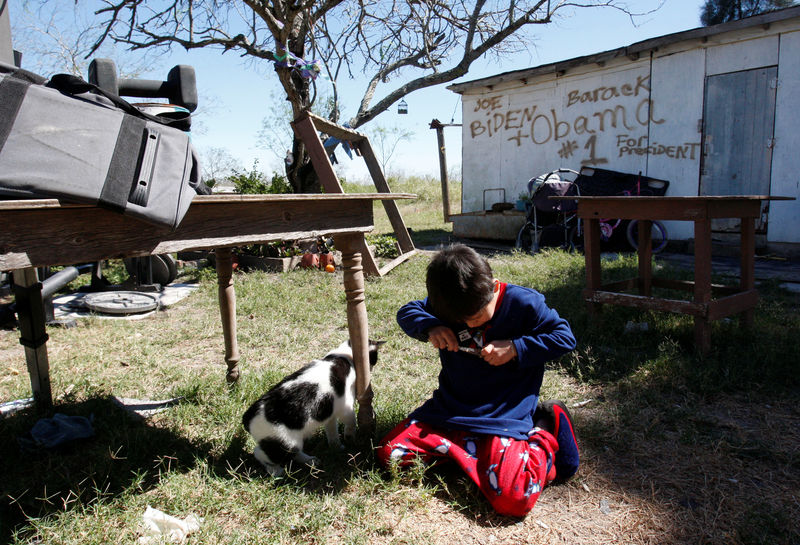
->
[[138, 505, 202, 544]]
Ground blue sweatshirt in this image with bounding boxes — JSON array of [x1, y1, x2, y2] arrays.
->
[[396, 282, 576, 440]]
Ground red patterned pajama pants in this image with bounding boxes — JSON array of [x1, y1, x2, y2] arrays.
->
[[376, 418, 559, 517]]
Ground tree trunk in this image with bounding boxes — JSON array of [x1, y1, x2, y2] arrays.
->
[[279, 24, 322, 194], [286, 137, 321, 194]]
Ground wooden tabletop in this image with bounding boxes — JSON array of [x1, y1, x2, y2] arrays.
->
[[549, 195, 794, 222], [549, 195, 793, 202], [0, 192, 417, 211], [0, 193, 416, 270]]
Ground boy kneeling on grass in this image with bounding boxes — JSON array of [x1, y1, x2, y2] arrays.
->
[[377, 244, 579, 518]]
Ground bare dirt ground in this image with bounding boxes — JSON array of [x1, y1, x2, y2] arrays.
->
[[368, 389, 800, 545]]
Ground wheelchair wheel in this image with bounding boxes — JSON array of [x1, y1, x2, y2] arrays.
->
[[626, 220, 668, 254]]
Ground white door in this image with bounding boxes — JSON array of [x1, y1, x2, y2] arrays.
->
[[700, 67, 777, 232]]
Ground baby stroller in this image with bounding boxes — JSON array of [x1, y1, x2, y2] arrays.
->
[[515, 168, 581, 254]]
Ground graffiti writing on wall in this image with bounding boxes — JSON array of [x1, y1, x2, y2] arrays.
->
[[467, 74, 699, 166], [615, 134, 701, 160]]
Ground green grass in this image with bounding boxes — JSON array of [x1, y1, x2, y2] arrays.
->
[[1, 176, 799, 544]]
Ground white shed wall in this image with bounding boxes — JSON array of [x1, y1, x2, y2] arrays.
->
[[648, 48, 705, 241], [707, 35, 779, 75], [770, 30, 800, 242], [461, 60, 655, 212], [458, 19, 800, 246]]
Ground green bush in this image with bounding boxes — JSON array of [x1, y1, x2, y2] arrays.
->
[[367, 234, 400, 258], [230, 160, 292, 194]]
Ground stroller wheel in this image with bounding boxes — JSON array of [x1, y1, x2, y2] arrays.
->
[[567, 225, 583, 253], [516, 223, 536, 254]]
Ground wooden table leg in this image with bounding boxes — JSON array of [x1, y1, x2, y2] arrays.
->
[[693, 219, 713, 354], [583, 217, 602, 316], [215, 247, 240, 383], [13, 267, 53, 408], [334, 233, 375, 436], [740, 216, 756, 328], [637, 220, 653, 297]]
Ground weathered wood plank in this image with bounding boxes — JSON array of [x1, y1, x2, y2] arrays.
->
[[586, 290, 708, 316], [290, 112, 415, 277], [694, 218, 713, 352], [707, 290, 759, 321], [303, 112, 367, 144], [0, 197, 383, 270], [377, 249, 418, 277], [0, 193, 416, 211], [551, 195, 783, 221], [291, 117, 348, 194]]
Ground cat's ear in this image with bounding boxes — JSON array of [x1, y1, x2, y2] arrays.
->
[[370, 339, 387, 347]]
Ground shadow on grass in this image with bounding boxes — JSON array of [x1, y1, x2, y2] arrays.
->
[[374, 249, 800, 540], [0, 397, 211, 541], [535, 259, 800, 542], [407, 228, 457, 249], [0, 395, 374, 543]]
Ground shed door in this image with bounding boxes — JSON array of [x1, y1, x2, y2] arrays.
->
[[699, 67, 777, 232]]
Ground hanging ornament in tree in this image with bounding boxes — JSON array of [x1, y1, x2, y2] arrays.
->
[[272, 48, 324, 80], [398, 99, 408, 114], [300, 59, 323, 79]]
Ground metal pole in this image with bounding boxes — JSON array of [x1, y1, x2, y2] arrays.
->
[[0, 0, 14, 65]]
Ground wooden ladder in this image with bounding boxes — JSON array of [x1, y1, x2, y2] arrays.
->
[[291, 112, 416, 276]]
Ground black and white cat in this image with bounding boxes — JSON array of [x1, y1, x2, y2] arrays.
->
[[242, 339, 382, 476]]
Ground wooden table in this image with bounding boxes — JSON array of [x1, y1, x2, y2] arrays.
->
[[0, 193, 412, 431], [555, 195, 793, 353]]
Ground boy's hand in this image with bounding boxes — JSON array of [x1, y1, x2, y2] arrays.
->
[[481, 341, 517, 366], [427, 326, 459, 351]]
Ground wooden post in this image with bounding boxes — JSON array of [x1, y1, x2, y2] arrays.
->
[[13, 267, 52, 407], [693, 219, 713, 354], [583, 217, 602, 316], [215, 247, 240, 383], [430, 119, 452, 223], [637, 220, 653, 296], [291, 116, 348, 194], [335, 233, 375, 435], [740, 215, 756, 328]]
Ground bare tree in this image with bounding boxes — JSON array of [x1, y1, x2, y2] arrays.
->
[[11, 1, 155, 77], [199, 146, 242, 186], [364, 124, 415, 175], [70, 0, 653, 192]]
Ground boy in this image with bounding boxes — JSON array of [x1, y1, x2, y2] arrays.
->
[[377, 244, 579, 517]]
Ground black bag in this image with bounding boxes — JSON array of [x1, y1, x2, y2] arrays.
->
[[0, 62, 205, 229]]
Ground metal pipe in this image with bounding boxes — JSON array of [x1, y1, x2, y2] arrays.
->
[[40, 267, 80, 298]]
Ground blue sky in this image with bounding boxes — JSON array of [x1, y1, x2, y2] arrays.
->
[[9, 0, 707, 181]]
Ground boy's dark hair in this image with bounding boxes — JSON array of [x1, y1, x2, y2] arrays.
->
[[426, 244, 495, 323]]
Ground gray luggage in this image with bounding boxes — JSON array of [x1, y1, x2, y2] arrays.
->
[[0, 62, 203, 229]]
